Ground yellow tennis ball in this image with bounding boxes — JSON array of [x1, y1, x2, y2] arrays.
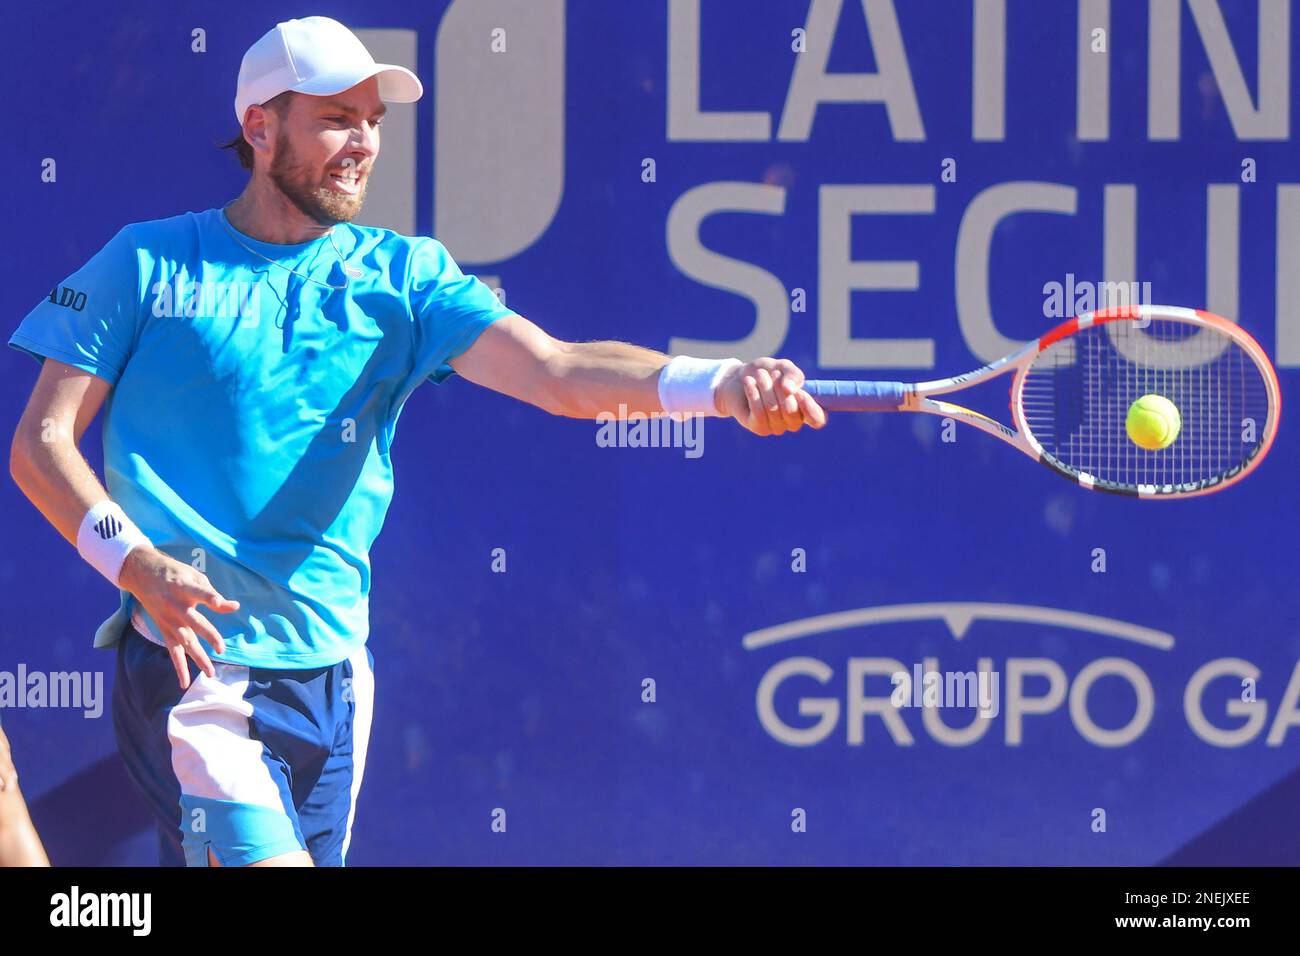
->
[[1126, 394, 1181, 450]]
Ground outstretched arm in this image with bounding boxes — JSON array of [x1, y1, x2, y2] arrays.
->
[[449, 313, 826, 435]]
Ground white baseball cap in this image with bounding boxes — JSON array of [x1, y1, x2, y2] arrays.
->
[[234, 16, 423, 123]]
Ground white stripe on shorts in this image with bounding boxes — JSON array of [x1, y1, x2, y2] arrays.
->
[[166, 663, 287, 811], [340, 645, 375, 863]]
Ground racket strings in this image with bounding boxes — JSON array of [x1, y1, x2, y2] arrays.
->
[[1019, 318, 1270, 491]]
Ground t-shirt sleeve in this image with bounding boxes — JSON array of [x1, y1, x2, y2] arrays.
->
[[408, 238, 515, 385], [8, 226, 143, 386]]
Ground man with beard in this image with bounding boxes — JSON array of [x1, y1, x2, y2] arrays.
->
[[7, 16, 826, 867]]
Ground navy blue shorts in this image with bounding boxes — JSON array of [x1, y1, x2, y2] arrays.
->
[[111, 626, 375, 867]]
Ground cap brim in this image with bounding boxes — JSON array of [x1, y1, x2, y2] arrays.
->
[[291, 64, 423, 104]]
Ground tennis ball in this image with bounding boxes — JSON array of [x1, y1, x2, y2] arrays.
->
[[1126, 394, 1181, 450]]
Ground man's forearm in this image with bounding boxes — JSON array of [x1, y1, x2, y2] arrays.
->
[[541, 340, 673, 418], [449, 314, 824, 435], [9, 429, 114, 549]]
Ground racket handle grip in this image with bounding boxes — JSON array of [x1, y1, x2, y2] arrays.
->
[[804, 380, 910, 412]]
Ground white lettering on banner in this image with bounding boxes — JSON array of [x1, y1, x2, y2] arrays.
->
[[667, 182, 1275, 368], [668, 0, 925, 142], [1149, 0, 1289, 141], [352, 2, 1298, 367], [667, 0, 1289, 144], [818, 186, 935, 369], [666, 184, 789, 359], [658, 0, 1295, 365], [776, 0, 924, 142], [756, 653, 1300, 748], [744, 605, 1300, 748], [955, 183, 1077, 364]]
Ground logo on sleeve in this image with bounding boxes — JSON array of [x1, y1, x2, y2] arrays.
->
[[49, 286, 87, 311]]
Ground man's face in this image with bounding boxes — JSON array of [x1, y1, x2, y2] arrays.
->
[[266, 78, 386, 225]]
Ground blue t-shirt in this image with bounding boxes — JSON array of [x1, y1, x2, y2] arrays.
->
[[9, 207, 514, 668]]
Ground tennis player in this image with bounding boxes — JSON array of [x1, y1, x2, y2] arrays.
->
[[7, 16, 825, 867]]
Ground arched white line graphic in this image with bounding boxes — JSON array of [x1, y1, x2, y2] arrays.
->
[[742, 603, 1175, 651]]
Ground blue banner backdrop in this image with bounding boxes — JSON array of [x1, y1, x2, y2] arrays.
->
[[3, 0, 1298, 865]]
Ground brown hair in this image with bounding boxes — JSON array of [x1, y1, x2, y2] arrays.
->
[[219, 91, 296, 171]]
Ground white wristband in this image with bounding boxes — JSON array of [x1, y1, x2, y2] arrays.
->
[[657, 356, 742, 417], [77, 500, 151, 587]]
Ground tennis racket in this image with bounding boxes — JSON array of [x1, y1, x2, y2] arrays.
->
[[804, 305, 1280, 499]]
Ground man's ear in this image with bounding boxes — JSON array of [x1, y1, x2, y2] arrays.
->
[[242, 105, 275, 158]]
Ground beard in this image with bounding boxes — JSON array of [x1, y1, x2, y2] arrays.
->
[[268, 131, 369, 226]]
